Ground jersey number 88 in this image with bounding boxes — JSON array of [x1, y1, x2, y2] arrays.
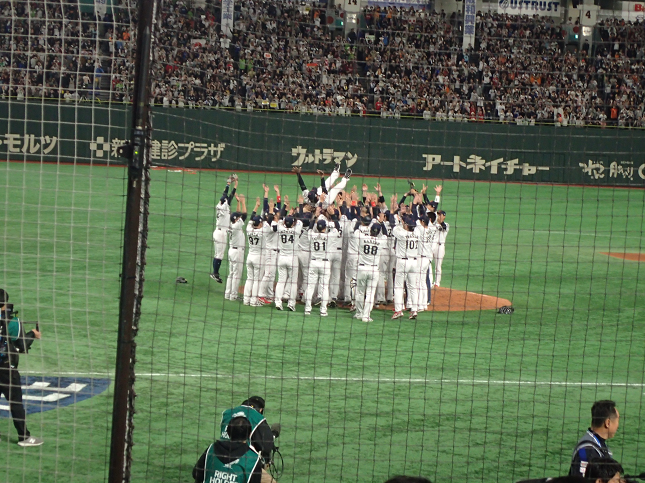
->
[[363, 245, 378, 255]]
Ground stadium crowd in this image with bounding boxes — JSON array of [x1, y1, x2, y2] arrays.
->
[[1, 0, 645, 126]]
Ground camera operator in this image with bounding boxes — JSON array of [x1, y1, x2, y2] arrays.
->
[[0, 289, 43, 446], [219, 396, 280, 483], [193, 416, 263, 483]]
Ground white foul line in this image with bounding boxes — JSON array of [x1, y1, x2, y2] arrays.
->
[[20, 371, 645, 388]]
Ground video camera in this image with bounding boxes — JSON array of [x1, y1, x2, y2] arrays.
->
[[0, 303, 16, 320]]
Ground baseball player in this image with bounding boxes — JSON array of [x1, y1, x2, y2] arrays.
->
[[344, 215, 373, 310], [326, 206, 344, 307], [258, 185, 281, 304], [243, 200, 275, 306], [432, 210, 449, 287], [304, 209, 337, 316], [224, 195, 247, 301], [212, 174, 238, 282], [354, 215, 388, 322], [274, 215, 304, 312], [415, 212, 437, 311], [296, 208, 312, 301], [375, 211, 396, 305], [293, 164, 352, 206], [391, 213, 421, 320]]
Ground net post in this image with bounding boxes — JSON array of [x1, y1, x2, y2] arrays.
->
[[108, 0, 157, 481]]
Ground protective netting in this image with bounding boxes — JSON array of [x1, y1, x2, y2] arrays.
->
[[1, 0, 645, 483]]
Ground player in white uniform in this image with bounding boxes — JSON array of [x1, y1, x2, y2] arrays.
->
[[296, 213, 312, 300], [274, 216, 304, 311], [344, 217, 372, 309], [292, 164, 352, 206], [432, 210, 449, 287], [243, 212, 274, 306], [211, 174, 238, 282], [391, 214, 421, 320], [375, 217, 395, 305], [304, 213, 337, 316], [259, 185, 281, 303], [415, 212, 437, 312], [326, 207, 344, 307], [354, 217, 388, 322], [224, 196, 247, 300]]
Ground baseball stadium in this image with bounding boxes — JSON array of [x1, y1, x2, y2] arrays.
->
[[0, 1, 643, 483]]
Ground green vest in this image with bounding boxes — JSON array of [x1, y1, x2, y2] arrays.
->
[[219, 406, 265, 443], [202, 443, 260, 483]]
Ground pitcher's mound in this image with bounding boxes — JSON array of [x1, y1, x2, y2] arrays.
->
[[375, 287, 512, 312], [601, 252, 645, 262]]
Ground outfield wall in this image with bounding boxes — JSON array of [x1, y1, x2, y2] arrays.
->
[[2, 101, 644, 186]]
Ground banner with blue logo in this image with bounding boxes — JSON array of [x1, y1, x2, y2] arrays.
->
[[0, 376, 111, 416]]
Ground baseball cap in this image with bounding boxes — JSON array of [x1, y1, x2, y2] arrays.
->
[[230, 212, 240, 223], [284, 216, 295, 228], [316, 219, 327, 231], [252, 215, 262, 226], [370, 224, 381, 236], [428, 201, 438, 209], [437, 210, 446, 216]]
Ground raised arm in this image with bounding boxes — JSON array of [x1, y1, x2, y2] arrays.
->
[[227, 177, 238, 204], [274, 185, 281, 210]]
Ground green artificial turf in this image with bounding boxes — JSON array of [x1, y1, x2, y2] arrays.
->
[[0, 162, 643, 483]]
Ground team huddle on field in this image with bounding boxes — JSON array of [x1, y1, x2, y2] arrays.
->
[[211, 165, 449, 322]]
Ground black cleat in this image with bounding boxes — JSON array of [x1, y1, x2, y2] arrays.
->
[[329, 299, 337, 308], [334, 162, 341, 172], [344, 168, 352, 179], [210, 273, 222, 283]]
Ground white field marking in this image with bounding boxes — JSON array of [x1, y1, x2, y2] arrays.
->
[[513, 230, 643, 239], [20, 371, 645, 388]]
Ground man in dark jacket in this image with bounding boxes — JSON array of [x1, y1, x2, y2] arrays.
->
[[0, 289, 43, 446], [193, 416, 262, 483], [570, 400, 620, 477]]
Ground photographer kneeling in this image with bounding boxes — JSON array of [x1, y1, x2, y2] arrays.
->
[[219, 396, 280, 483], [0, 289, 43, 446], [193, 416, 263, 483]]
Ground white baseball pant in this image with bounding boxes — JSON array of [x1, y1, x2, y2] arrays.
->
[[394, 258, 420, 313], [260, 249, 278, 299], [305, 259, 331, 313], [274, 253, 299, 307], [243, 253, 264, 305], [375, 249, 395, 302], [433, 243, 446, 286], [417, 256, 432, 311], [213, 228, 227, 259], [355, 264, 380, 320], [224, 246, 244, 300]]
